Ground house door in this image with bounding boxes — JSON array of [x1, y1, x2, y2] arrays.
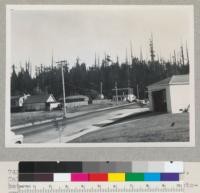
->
[[152, 89, 167, 112]]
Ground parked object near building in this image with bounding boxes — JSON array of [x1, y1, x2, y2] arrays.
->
[[59, 95, 89, 108], [98, 94, 104, 100], [147, 74, 189, 113], [112, 87, 136, 103], [23, 94, 59, 111], [11, 94, 30, 112]]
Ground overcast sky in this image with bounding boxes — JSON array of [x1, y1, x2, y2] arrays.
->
[[9, 5, 194, 70]]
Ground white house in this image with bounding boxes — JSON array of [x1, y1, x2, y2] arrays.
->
[[11, 94, 30, 112], [147, 74, 189, 114]]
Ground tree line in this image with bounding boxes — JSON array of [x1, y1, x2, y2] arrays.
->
[[11, 39, 189, 100]]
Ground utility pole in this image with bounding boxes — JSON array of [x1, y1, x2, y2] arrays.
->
[[56, 60, 67, 118], [115, 81, 118, 105], [54, 118, 63, 143], [127, 65, 130, 88], [137, 84, 140, 99], [100, 81, 103, 96]]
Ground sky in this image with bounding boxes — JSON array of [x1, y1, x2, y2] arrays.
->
[[9, 5, 194, 71]]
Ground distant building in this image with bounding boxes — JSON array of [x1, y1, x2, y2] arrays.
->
[[11, 94, 30, 112], [23, 94, 59, 111], [147, 75, 189, 113], [59, 95, 89, 108], [11, 96, 23, 108]]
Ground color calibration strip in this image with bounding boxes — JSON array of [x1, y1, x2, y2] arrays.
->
[[18, 161, 183, 182], [18, 161, 183, 173], [19, 172, 180, 182]]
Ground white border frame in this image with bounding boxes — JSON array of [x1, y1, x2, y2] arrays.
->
[[5, 4, 195, 148]]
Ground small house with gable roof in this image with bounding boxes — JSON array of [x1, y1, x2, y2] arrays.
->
[[23, 94, 59, 111]]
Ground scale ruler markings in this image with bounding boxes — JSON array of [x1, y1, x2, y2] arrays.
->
[[18, 182, 184, 193]]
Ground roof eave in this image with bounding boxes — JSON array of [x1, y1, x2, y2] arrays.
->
[[147, 83, 169, 88], [169, 82, 189, 85]]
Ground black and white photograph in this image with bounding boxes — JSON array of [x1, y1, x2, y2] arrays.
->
[[6, 5, 195, 146]]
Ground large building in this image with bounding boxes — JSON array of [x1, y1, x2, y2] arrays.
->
[[147, 75, 189, 114], [59, 95, 89, 108]]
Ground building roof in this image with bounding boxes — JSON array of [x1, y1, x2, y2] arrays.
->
[[24, 94, 56, 104], [59, 95, 89, 101], [111, 87, 133, 91], [66, 95, 89, 99], [11, 96, 21, 100], [147, 74, 189, 87]]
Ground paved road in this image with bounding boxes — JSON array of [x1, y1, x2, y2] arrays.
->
[[14, 103, 141, 143]]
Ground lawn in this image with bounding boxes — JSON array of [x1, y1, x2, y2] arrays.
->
[[11, 101, 116, 126], [70, 113, 189, 143], [11, 110, 64, 126]]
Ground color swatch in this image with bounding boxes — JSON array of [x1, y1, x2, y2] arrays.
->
[[19, 172, 180, 182]]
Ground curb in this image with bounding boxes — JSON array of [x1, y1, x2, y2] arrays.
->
[[11, 117, 63, 130]]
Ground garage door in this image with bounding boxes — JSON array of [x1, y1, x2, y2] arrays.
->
[[152, 89, 167, 112]]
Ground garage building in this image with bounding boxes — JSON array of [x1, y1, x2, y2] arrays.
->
[[147, 74, 189, 113]]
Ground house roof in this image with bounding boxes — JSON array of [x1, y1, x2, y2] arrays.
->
[[11, 96, 21, 100], [24, 94, 56, 104], [147, 74, 189, 87]]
